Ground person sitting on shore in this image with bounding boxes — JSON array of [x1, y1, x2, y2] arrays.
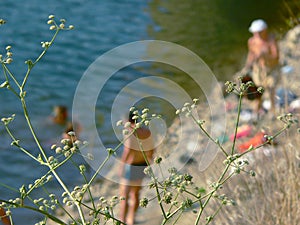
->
[[118, 110, 155, 225], [239, 19, 280, 118]]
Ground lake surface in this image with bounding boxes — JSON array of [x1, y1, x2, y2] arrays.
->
[[0, 0, 292, 223]]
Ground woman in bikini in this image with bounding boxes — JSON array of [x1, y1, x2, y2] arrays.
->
[[119, 110, 155, 225]]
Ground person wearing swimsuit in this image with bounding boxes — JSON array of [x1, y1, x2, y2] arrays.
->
[[119, 110, 155, 225], [241, 19, 280, 118]]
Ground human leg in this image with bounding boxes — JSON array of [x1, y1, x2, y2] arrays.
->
[[126, 185, 142, 225], [119, 183, 130, 224]]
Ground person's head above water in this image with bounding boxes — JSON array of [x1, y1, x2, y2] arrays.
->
[[53, 105, 68, 124]]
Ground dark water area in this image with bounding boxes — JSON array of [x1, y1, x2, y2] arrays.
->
[[0, 0, 295, 224], [148, 0, 294, 97]]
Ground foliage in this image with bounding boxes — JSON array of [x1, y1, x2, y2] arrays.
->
[[0, 15, 299, 225]]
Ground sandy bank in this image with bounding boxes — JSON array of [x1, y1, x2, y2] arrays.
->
[[48, 25, 300, 225]]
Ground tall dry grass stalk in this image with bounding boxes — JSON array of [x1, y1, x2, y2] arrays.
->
[[204, 125, 300, 225]]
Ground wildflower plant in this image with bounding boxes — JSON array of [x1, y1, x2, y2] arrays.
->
[[0, 15, 124, 225], [0, 15, 299, 225], [134, 77, 298, 225]]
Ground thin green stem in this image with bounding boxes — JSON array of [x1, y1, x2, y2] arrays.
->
[[205, 203, 223, 225], [194, 163, 231, 225], [0, 182, 19, 193], [1, 64, 21, 89], [171, 210, 183, 225], [191, 114, 228, 157], [82, 172, 96, 211], [6, 85, 20, 98], [166, 192, 179, 216], [40, 186, 77, 222], [26, 153, 75, 196], [1, 65, 20, 98], [0, 199, 67, 224], [183, 189, 199, 199], [4, 125, 38, 162], [21, 98, 47, 160], [20, 96, 86, 223], [239, 124, 289, 157], [0, 20, 87, 224], [53, 170, 86, 224], [19, 100, 76, 217], [231, 93, 243, 155], [21, 28, 60, 89], [86, 154, 111, 188], [136, 132, 168, 220], [77, 201, 125, 224]]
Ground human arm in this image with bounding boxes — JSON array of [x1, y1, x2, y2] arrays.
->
[[243, 38, 258, 72], [236, 39, 256, 77], [118, 137, 131, 177]]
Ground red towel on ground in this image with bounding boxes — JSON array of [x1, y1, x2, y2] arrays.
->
[[238, 132, 266, 153]]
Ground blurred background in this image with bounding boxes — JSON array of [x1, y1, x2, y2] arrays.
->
[[0, 0, 298, 223]]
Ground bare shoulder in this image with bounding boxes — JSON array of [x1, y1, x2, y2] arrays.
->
[[247, 36, 256, 46], [248, 36, 254, 42]]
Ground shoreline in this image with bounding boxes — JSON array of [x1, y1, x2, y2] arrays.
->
[[48, 24, 300, 225]]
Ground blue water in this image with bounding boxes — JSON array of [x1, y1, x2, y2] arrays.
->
[[0, 0, 291, 224], [0, 0, 153, 224]]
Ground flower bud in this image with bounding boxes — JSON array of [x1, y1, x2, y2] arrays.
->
[[55, 147, 62, 154], [124, 122, 131, 128], [5, 58, 13, 64], [6, 52, 12, 57], [116, 120, 123, 126], [79, 164, 86, 173]]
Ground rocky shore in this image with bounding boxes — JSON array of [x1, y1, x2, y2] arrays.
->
[[48, 25, 300, 225]]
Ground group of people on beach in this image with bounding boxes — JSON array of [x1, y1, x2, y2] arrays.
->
[[0, 19, 283, 225], [117, 18, 283, 225]]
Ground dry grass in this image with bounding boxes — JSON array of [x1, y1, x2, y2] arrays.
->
[[169, 117, 300, 225], [211, 128, 300, 225]]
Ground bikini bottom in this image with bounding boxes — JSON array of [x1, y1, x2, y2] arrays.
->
[[124, 162, 148, 181]]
